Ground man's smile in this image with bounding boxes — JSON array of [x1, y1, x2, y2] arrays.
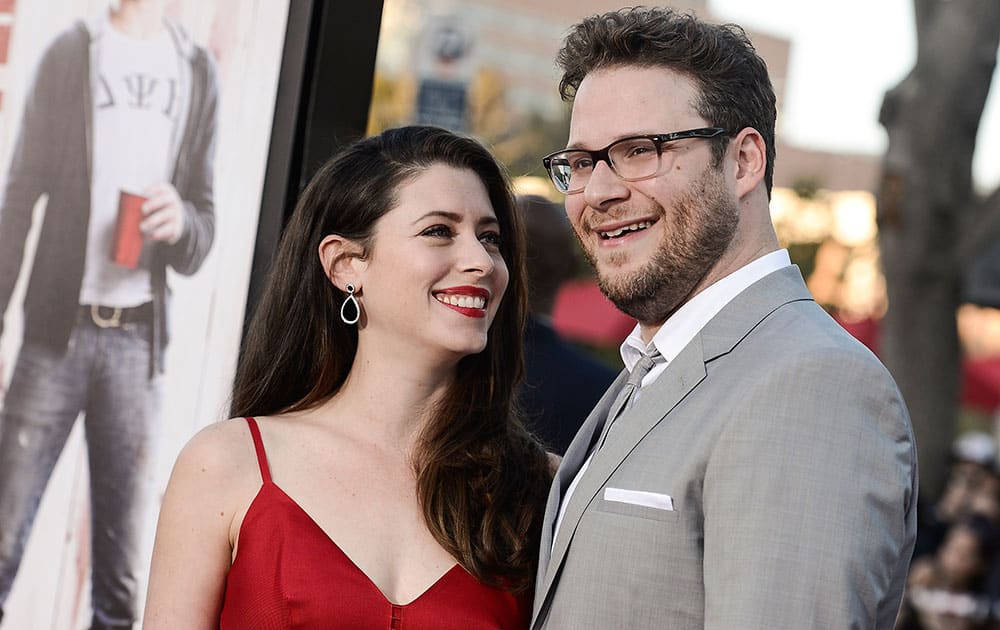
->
[[597, 219, 655, 240]]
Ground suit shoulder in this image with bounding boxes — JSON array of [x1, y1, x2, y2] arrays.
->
[[713, 301, 911, 441], [751, 299, 892, 376]]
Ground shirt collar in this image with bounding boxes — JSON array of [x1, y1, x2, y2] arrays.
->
[[620, 250, 792, 371]]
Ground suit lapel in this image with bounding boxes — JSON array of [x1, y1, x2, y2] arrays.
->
[[531, 266, 815, 627], [536, 336, 707, 611], [535, 370, 628, 591]]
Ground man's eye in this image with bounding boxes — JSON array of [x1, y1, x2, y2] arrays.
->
[[617, 142, 656, 160], [569, 156, 593, 171]]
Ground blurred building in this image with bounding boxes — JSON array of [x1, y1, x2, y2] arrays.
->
[[377, 0, 790, 123], [775, 141, 881, 192], [374, 0, 882, 191]]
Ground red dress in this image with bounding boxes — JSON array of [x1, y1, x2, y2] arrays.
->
[[218, 417, 531, 629]]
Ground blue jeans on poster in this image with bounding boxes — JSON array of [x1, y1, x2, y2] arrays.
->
[[0, 309, 161, 630]]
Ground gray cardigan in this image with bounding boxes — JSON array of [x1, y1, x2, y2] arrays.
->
[[0, 18, 218, 374]]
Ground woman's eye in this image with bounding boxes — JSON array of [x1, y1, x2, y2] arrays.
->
[[480, 231, 502, 247], [421, 225, 453, 238]]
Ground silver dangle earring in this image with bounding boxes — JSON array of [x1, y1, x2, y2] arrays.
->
[[340, 283, 360, 325]]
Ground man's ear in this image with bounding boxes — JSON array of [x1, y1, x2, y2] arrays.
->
[[318, 234, 366, 291], [732, 128, 767, 199]]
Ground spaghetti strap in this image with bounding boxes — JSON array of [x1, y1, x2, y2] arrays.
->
[[243, 417, 272, 484]]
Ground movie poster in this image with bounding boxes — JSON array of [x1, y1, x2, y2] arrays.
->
[[0, 1, 289, 626]]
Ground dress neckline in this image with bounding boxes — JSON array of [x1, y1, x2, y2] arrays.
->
[[260, 482, 465, 606], [239, 416, 466, 607]]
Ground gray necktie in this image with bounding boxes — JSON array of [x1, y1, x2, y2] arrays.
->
[[595, 351, 661, 450]]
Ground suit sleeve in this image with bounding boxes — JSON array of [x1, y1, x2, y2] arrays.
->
[[701, 347, 917, 629]]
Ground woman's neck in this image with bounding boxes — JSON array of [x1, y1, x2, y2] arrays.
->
[[321, 344, 457, 453]]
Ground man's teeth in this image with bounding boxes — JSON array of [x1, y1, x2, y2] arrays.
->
[[437, 295, 486, 309], [600, 221, 653, 239]]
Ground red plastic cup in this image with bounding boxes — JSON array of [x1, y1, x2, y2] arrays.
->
[[112, 190, 147, 269]]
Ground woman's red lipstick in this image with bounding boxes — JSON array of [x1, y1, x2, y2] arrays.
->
[[433, 286, 490, 318]]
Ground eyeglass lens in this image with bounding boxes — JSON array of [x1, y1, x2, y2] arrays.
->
[[549, 137, 661, 193]]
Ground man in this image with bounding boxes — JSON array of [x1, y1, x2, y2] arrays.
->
[[517, 194, 616, 455], [533, 7, 916, 629], [0, 0, 217, 628]]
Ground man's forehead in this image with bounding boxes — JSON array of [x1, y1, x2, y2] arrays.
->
[[566, 67, 703, 149]]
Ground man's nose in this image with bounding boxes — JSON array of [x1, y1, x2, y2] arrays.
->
[[583, 160, 629, 209]]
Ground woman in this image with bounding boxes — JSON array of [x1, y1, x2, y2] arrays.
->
[[143, 126, 553, 629]]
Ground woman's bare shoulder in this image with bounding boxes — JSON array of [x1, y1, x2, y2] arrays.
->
[[145, 418, 264, 628], [182, 416, 255, 458], [169, 417, 264, 491]]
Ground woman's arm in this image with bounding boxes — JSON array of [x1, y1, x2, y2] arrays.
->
[[143, 420, 255, 629]]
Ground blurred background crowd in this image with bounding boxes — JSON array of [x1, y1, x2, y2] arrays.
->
[[897, 432, 1000, 629]]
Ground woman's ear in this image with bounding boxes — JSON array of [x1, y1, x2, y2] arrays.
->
[[318, 234, 365, 291]]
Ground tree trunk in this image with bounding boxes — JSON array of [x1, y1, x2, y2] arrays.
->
[[877, 0, 1000, 501]]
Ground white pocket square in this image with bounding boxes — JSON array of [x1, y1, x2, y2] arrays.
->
[[603, 487, 674, 511]]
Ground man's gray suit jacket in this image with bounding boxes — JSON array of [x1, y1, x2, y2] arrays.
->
[[532, 266, 917, 629]]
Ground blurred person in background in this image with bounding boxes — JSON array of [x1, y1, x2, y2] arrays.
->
[[915, 432, 999, 561], [516, 194, 616, 456], [897, 514, 999, 630]]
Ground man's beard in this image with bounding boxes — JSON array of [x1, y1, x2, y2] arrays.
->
[[585, 167, 739, 324]]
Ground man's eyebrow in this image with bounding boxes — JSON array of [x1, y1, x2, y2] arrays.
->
[[565, 132, 653, 151]]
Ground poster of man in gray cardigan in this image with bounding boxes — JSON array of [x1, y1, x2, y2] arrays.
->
[[0, 0, 288, 628]]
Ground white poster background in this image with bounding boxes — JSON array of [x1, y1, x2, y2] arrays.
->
[[0, 1, 289, 627]]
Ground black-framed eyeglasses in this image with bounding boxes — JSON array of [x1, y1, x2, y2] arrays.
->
[[541, 127, 728, 194]]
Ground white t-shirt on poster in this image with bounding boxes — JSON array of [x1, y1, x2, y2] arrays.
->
[[81, 16, 182, 308]]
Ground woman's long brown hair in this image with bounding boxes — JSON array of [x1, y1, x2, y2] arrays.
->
[[231, 126, 552, 591]]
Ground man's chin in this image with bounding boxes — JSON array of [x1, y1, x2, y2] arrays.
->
[[596, 274, 645, 315], [597, 270, 688, 324], [594, 260, 644, 287]]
